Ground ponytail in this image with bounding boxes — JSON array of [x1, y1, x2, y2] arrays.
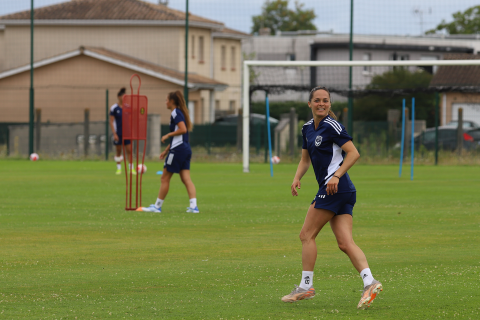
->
[[328, 110, 337, 120], [167, 91, 193, 131], [117, 87, 126, 97]]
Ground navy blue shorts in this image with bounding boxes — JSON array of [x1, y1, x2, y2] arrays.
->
[[164, 147, 192, 173], [113, 135, 130, 146], [311, 192, 356, 216]]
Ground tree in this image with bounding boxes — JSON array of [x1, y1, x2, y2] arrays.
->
[[426, 5, 480, 34], [251, 0, 317, 35], [354, 68, 436, 127]]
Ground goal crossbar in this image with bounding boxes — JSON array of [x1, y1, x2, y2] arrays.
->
[[242, 59, 480, 172]]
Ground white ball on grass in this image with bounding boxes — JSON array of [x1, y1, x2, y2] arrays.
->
[[137, 164, 147, 174], [271, 156, 280, 164]]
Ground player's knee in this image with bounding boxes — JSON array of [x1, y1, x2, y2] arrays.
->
[[337, 241, 353, 253], [299, 230, 310, 243], [337, 243, 348, 253], [161, 174, 170, 183]]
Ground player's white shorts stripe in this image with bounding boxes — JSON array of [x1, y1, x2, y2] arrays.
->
[[325, 118, 342, 133], [166, 153, 174, 165]]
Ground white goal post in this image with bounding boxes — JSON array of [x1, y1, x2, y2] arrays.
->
[[242, 59, 480, 172]]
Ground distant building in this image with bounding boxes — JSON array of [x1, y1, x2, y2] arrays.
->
[[243, 31, 480, 108], [0, 0, 249, 124], [430, 53, 480, 126]]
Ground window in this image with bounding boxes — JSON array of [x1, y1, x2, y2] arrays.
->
[[215, 100, 221, 110], [363, 53, 371, 74], [389, 53, 409, 60], [286, 54, 296, 61], [191, 35, 195, 59], [231, 46, 236, 71], [229, 100, 236, 111], [221, 45, 226, 71], [198, 36, 204, 63]]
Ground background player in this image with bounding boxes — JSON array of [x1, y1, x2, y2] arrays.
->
[[142, 91, 199, 213], [109, 87, 134, 175], [281, 87, 383, 309]]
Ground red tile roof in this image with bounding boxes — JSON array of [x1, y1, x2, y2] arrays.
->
[[83, 46, 226, 87], [218, 27, 250, 37], [0, 0, 221, 26], [430, 53, 480, 86]]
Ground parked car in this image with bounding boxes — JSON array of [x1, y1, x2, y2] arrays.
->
[[415, 126, 478, 151], [466, 127, 480, 144], [214, 113, 279, 126], [445, 120, 480, 130]]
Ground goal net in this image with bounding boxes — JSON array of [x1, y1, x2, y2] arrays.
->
[[242, 58, 480, 172]]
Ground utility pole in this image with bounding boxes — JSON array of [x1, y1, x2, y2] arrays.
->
[[28, 0, 35, 156], [184, 0, 189, 106], [347, 0, 354, 134]]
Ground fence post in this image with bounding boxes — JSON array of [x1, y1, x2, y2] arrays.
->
[[434, 92, 439, 165], [457, 108, 463, 155], [289, 107, 297, 157], [236, 109, 242, 152], [105, 89, 109, 160], [84, 108, 90, 157], [207, 123, 211, 155], [342, 107, 348, 127], [35, 108, 41, 153]]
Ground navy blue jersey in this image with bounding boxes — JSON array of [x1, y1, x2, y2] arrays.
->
[[170, 108, 190, 149], [302, 115, 356, 194], [110, 104, 123, 135]]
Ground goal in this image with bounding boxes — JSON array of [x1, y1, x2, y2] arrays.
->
[[241, 58, 480, 172]]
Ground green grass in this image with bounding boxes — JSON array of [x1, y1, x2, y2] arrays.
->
[[0, 161, 479, 319]]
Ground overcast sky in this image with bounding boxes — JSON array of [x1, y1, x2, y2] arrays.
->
[[2, 0, 480, 35]]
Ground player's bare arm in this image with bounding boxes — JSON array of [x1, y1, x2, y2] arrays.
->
[[326, 141, 360, 195], [291, 149, 311, 196], [109, 115, 118, 141], [160, 144, 171, 160], [161, 121, 187, 143]]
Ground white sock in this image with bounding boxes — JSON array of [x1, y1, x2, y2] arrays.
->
[[116, 164, 121, 170], [155, 198, 164, 209], [189, 198, 197, 208], [360, 268, 374, 287], [299, 271, 313, 290]]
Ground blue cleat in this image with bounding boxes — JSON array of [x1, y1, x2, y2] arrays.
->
[[186, 206, 200, 213], [141, 205, 162, 213]]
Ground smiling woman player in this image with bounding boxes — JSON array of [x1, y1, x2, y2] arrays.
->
[[281, 87, 383, 309], [142, 91, 199, 214]]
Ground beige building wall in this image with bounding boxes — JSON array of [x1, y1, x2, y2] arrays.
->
[[443, 92, 480, 125], [2, 25, 182, 72], [0, 28, 4, 71], [212, 38, 242, 115], [1, 23, 244, 124], [0, 54, 196, 124], [178, 27, 212, 77]]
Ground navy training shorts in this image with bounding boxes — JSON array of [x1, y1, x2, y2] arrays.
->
[[113, 135, 131, 146], [311, 192, 356, 216], [164, 147, 192, 173]]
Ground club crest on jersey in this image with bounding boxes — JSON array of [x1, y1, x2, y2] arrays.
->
[[315, 135, 323, 147]]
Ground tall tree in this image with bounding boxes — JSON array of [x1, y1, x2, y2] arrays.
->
[[251, 0, 317, 35], [426, 5, 480, 34]]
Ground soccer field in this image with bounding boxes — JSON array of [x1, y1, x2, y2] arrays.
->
[[1, 161, 479, 319]]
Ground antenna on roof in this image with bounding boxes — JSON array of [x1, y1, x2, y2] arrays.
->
[[158, 0, 169, 5]]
